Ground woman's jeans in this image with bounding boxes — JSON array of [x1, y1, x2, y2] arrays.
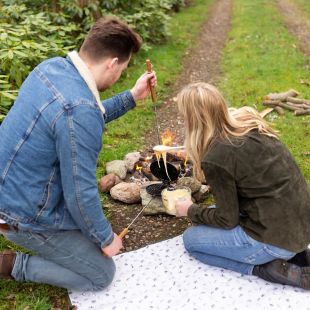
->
[[2, 229, 115, 291], [183, 225, 296, 275]]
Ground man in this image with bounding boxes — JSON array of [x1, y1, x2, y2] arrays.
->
[[0, 17, 156, 291]]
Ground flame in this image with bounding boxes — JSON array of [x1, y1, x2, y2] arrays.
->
[[135, 165, 143, 173], [184, 155, 188, 166], [176, 150, 187, 160], [161, 129, 176, 146], [145, 155, 153, 162]]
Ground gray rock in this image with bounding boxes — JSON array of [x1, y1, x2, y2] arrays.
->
[[192, 184, 211, 203], [177, 177, 202, 194], [140, 182, 166, 215], [110, 182, 141, 204], [106, 160, 127, 180], [124, 151, 141, 171]]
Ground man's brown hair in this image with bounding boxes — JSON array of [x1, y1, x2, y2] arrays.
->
[[80, 17, 142, 63]]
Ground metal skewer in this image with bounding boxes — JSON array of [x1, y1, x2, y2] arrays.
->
[[118, 197, 154, 239], [146, 59, 161, 145], [118, 60, 160, 240], [153, 105, 161, 145]]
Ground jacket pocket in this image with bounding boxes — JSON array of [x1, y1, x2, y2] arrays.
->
[[35, 166, 57, 221]]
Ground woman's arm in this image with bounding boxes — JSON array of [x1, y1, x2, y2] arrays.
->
[[187, 162, 240, 229]]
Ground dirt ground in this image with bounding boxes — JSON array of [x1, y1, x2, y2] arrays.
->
[[108, 0, 233, 253], [277, 0, 310, 57]]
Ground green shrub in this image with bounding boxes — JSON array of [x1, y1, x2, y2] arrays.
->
[[0, 0, 186, 123]]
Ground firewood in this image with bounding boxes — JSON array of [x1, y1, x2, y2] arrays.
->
[[285, 97, 310, 106], [265, 89, 299, 101], [294, 109, 310, 116], [263, 101, 298, 111], [263, 100, 280, 106], [274, 106, 285, 115], [259, 108, 274, 118], [277, 102, 301, 111], [286, 102, 310, 110]]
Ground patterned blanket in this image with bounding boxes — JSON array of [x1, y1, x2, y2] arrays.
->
[[70, 236, 310, 310]]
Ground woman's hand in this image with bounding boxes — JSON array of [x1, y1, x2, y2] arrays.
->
[[102, 233, 123, 258], [175, 197, 193, 217]]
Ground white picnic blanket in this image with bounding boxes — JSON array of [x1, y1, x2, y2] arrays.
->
[[69, 236, 310, 310]]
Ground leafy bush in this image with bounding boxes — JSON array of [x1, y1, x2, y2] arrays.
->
[[0, 0, 185, 122], [0, 4, 79, 120], [0, 5, 78, 85]]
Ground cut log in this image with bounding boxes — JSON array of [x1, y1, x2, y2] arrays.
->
[[285, 97, 310, 106], [286, 102, 310, 110], [263, 100, 280, 106], [259, 108, 274, 118], [263, 101, 298, 111], [265, 89, 299, 101], [274, 106, 285, 115], [277, 102, 301, 111], [294, 109, 310, 116]]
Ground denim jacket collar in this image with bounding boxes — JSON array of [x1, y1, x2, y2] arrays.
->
[[68, 51, 106, 114]]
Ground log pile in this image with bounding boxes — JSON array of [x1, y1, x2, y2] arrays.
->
[[262, 89, 310, 116]]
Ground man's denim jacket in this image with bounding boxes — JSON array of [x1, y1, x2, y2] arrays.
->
[[0, 56, 136, 248]]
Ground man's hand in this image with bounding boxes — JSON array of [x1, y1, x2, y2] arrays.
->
[[102, 233, 123, 258], [175, 197, 193, 217], [130, 71, 157, 101]]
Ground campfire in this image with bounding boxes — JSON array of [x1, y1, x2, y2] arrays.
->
[[99, 130, 210, 216]]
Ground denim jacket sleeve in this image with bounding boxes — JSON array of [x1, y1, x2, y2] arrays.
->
[[102, 90, 136, 123], [54, 102, 114, 249]]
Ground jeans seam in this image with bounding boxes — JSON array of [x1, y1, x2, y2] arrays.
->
[[244, 247, 266, 264], [233, 227, 244, 246], [263, 246, 295, 259]]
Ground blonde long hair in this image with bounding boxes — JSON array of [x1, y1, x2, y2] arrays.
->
[[177, 83, 278, 181]]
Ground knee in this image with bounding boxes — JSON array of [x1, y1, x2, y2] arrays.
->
[[183, 226, 199, 253], [91, 259, 116, 291]]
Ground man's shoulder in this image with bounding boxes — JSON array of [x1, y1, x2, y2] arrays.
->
[[38, 56, 68, 67], [35, 56, 73, 75], [34, 56, 94, 103]]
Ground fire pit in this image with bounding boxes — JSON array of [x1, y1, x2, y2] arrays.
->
[[100, 129, 210, 215]]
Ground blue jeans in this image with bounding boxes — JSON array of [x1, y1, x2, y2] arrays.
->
[[183, 225, 296, 275], [3, 229, 115, 291]]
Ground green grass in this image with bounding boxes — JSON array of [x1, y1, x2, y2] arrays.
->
[[0, 281, 65, 310], [219, 0, 310, 183], [292, 0, 310, 18], [0, 1, 215, 308]]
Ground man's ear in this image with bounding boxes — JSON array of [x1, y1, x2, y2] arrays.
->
[[107, 57, 119, 69]]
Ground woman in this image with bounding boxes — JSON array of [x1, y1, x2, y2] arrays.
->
[[175, 82, 310, 289]]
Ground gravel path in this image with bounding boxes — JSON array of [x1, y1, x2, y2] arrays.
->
[[277, 0, 310, 57]]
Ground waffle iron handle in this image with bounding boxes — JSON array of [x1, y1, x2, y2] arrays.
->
[[146, 59, 157, 103], [118, 227, 129, 239]]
